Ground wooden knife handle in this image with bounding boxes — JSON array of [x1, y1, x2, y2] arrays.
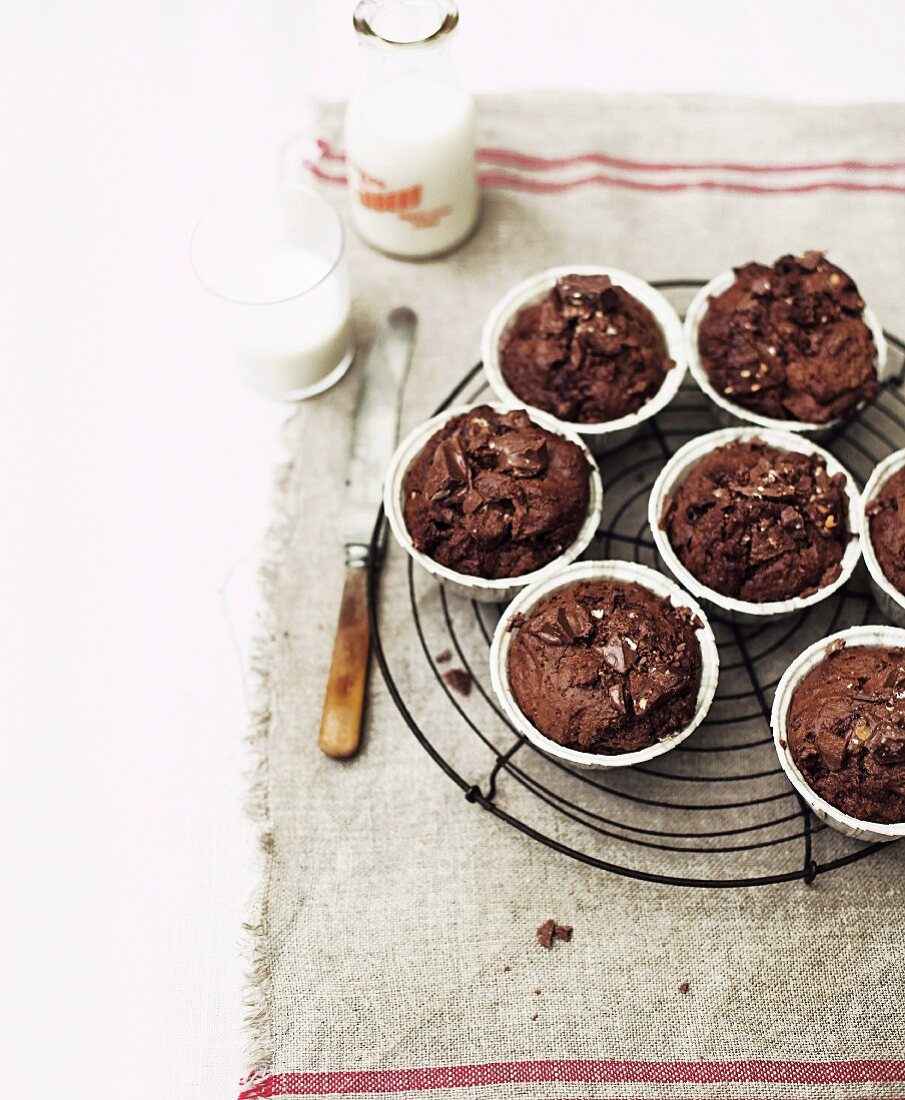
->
[[318, 565, 370, 759]]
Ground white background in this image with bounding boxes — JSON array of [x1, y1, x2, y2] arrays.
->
[[3, 3, 905, 1098]]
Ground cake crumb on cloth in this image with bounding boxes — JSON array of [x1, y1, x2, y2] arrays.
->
[[536, 919, 574, 948]]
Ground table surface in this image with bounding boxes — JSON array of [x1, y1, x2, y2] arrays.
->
[[4, 3, 905, 1097]]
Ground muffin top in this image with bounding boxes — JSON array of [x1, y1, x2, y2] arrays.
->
[[867, 464, 905, 596], [661, 439, 850, 603], [698, 252, 878, 424], [787, 643, 905, 824], [498, 274, 674, 424], [402, 405, 591, 580], [507, 579, 703, 754]]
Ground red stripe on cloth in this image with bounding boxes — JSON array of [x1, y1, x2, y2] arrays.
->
[[304, 162, 349, 185], [315, 137, 905, 175], [476, 170, 905, 196], [477, 146, 905, 175], [303, 160, 905, 197], [315, 138, 347, 163], [239, 1061, 905, 1098]]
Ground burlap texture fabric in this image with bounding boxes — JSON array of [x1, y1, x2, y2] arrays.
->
[[242, 94, 905, 1100]]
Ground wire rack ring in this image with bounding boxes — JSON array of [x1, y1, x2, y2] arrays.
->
[[367, 279, 905, 889]]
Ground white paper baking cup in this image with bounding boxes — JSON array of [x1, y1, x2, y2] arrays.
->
[[685, 267, 888, 438], [771, 625, 905, 842], [481, 265, 687, 454], [384, 403, 604, 604], [649, 426, 863, 624], [489, 559, 720, 769], [862, 448, 905, 628]]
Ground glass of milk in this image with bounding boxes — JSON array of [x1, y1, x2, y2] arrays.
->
[[345, 0, 480, 259], [191, 185, 354, 400]]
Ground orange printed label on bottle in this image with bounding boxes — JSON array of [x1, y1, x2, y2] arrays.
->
[[358, 168, 387, 188], [353, 164, 454, 230], [399, 205, 452, 228], [358, 184, 423, 212]]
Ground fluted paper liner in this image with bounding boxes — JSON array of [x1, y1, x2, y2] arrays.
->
[[481, 264, 687, 454], [684, 266, 888, 437], [861, 447, 905, 628], [384, 402, 604, 604], [489, 559, 719, 769], [649, 425, 863, 623], [771, 625, 905, 843]]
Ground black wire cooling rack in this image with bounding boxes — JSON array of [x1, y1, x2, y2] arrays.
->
[[367, 280, 905, 889]]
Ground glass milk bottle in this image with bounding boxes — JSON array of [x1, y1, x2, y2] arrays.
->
[[345, 0, 480, 259]]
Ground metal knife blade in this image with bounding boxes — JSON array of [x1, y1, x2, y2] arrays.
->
[[340, 307, 417, 559]]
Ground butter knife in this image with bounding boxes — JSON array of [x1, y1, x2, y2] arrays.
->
[[318, 307, 417, 758]]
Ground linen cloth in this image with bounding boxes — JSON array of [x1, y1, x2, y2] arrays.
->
[[242, 93, 905, 1100]]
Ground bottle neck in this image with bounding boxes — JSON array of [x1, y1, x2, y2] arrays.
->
[[354, 0, 459, 86]]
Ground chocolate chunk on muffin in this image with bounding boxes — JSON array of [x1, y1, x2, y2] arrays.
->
[[867, 465, 905, 596], [698, 252, 878, 423], [661, 439, 850, 603], [403, 405, 591, 580], [787, 644, 905, 824], [499, 274, 674, 423], [507, 579, 703, 754]]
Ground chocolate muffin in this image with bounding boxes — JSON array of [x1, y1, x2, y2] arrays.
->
[[698, 252, 878, 423], [498, 274, 674, 423], [507, 579, 703, 754], [867, 465, 905, 596], [787, 642, 905, 824], [661, 439, 850, 603], [403, 406, 592, 580]]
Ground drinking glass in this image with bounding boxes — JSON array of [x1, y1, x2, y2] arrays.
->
[[191, 184, 354, 400]]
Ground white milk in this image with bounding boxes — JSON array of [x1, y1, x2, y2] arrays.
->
[[220, 245, 353, 399], [345, 75, 478, 258], [345, 1, 479, 258]]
